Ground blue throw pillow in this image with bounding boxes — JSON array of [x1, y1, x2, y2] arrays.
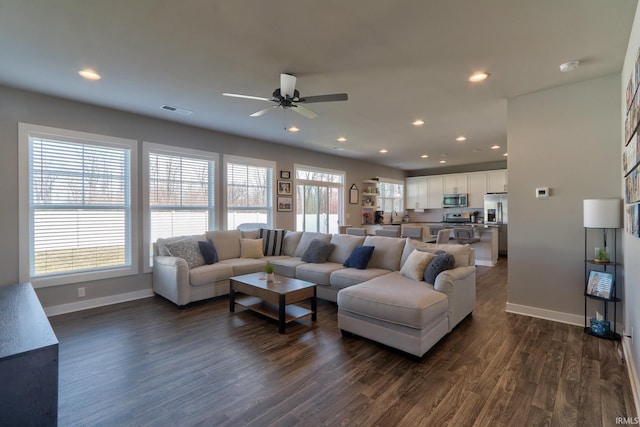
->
[[423, 252, 455, 284], [343, 245, 375, 269], [198, 239, 219, 264]]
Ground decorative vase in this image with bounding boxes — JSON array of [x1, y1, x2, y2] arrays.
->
[[266, 273, 274, 281]]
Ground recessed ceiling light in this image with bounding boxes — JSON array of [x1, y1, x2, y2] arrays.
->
[[421, 154, 429, 158], [288, 126, 300, 133], [559, 60, 579, 72], [337, 136, 347, 142], [78, 69, 101, 80], [469, 72, 490, 82], [456, 136, 467, 142], [491, 145, 501, 149], [412, 119, 424, 126], [439, 160, 447, 164], [380, 149, 388, 154], [503, 152, 508, 157]]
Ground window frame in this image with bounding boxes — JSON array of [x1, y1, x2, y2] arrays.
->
[[223, 154, 275, 230], [294, 164, 345, 233], [142, 142, 219, 272], [377, 177, 405, 214], [18, 123, 139, 288]]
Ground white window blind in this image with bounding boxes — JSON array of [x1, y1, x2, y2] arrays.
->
[[26, 130, 134, 281], [146, 146, 216, 266], [225, 156, 274, 230]]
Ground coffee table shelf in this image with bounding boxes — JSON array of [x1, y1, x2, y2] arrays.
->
[[235, 296, 313, 323]]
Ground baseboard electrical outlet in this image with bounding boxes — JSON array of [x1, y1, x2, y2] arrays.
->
[[78, 287, 86, 298]]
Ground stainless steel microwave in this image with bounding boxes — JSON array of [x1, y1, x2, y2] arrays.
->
[[442, 193, 468, 207]]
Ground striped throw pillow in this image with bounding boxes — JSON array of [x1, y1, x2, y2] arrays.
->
[[259, 228, 286, 256]]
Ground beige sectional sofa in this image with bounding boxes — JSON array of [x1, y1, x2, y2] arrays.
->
[[152, 229, 476, 357]]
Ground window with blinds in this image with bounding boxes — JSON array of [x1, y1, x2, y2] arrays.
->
[[225, 156, 274, 230], [145, 143, 217, 267], [19, 123, 138, 286]]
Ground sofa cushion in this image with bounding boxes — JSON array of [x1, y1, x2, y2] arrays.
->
[[343, 245, 375, 269], [329, 267, 392, 289], [198, 239, 219, 264], [400, 250, 436, 281], [328, 234, 366, 264], [400, 238, 433, 267], [295, 262, 345, 286], [269, 257, 306, 277], [424, 252, 456, 285], [301, 239, 335, 263], [337, 272, 448, 329], [164, 239, 205, 269], [418, 243, 472, 267], [282, 231, 303, 256], [294, 232, 332, 257], [206, 230, 242, 260], [219, 258, 267, 276], [241, 229, 260, 239], [189, 263, 234, 286], [260, 228, 286, 256], [362, 235, 406, 271], [240, 238, 264, 258], [156, 234, 205, 256]]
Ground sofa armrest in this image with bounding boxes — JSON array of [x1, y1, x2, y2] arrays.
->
[[434, 265, 476, 331], [152, 256, 190, 306]]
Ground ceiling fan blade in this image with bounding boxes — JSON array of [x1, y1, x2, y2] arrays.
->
[[250, 105, 279, 117], [223, 93, 272, 102], [299, 93, 349, 103], [280, 73, 297, 98], [291, 104, 318, 119]]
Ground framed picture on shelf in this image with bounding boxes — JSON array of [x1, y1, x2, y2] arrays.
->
[[586, 270, 615, 300], [277, 180, 292, 195], [277, 196, 292, 212]]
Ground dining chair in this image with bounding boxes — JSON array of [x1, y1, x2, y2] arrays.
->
[[436, 228, 452, 244], [346, 228, 367, 236]]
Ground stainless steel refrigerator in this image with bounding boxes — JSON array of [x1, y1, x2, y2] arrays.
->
[[484, 193, 508, 255]]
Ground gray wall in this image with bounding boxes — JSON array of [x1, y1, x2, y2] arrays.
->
[[621, 2, 640, 403], [507, 75, 621, 319], [0, 85, 403, 309]]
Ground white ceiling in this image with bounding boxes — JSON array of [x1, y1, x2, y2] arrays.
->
[[0, 0, 636, 171]]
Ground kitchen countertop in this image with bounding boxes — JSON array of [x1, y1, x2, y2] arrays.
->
[[393, 221, 499, 228]]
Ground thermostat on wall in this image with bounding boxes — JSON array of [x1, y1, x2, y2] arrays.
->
[[536, 187, 550, 198]]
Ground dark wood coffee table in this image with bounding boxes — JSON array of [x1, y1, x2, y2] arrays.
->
[[229, 273, 317, 333]]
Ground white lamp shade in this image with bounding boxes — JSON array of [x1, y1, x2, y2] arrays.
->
[[583, 199, 621, 228]]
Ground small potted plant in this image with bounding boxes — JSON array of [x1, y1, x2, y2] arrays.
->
[[264, 263, 275, 281], [594, 247, 609, 263]]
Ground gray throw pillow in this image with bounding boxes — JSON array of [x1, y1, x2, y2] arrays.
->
[[165, 239, 205, 269], [301, 238, 336, 263], [424, 252, 455, 284]]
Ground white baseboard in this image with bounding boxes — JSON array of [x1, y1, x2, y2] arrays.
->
[[505, 302, 584, 327], [44, 289, 154, 317], [622, 336, 640, 417], [475, 260, 496, 267]]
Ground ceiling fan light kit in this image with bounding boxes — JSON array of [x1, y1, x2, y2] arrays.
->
[[223, 73, 348, 119]]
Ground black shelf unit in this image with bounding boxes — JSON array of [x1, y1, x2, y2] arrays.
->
[[583, 227, 620, 340]]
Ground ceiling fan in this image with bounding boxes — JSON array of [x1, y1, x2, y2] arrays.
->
[[223, 73, 348, 119]]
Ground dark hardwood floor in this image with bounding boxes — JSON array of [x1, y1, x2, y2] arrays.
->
[[49, 258, 636, 426]]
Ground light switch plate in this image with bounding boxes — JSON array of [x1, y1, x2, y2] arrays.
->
[[535, 187, 550, 198]]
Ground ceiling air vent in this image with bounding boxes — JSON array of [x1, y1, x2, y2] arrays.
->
[[161, 105, 193, 115]]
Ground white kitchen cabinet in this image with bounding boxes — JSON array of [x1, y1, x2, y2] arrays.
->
[[486, 169, 508, 193], [427, 176, 444, 208], [443, 173, 468, 194], [467, 171, 487, 208], [405, 177, 427, 210]]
